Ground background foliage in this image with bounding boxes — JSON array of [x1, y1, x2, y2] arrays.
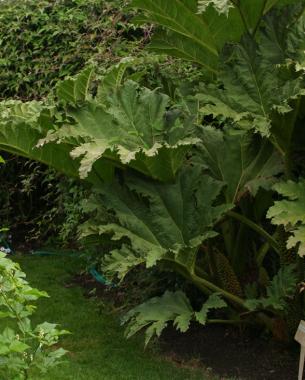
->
[[0, 0, 141, 100]]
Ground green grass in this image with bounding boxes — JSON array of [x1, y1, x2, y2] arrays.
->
[[12, 255, 221, 380]]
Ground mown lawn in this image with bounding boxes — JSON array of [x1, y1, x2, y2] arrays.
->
[[12, 254, 223, 380]]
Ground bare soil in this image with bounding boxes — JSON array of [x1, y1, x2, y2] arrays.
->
[[161, 324, 299, 380]]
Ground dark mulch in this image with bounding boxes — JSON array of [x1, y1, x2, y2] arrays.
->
[[70, 272, 300, 380], [161, 324, 299, 380]]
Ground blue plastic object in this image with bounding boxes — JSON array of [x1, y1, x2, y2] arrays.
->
[[89, 266, 114, 287]]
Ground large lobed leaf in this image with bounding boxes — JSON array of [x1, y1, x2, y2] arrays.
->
[[39, 72, 198, 182], [56, 66, 93, 105], [245, 264, 298, 311], [131, 0, 301, 73], [267, 179, 305, 256], [0, 101, 80, 179], [122, 290, 226, 346], [0, 99, 112, 185], [195, 126, 283, 203], [131, 0, 219, 73], [0, 68, 197, 183], [80, 166, 233, 278], [196, 8, 305, 154]]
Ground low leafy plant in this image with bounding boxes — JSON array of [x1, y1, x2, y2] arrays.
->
[[0, 252, 69, 379]]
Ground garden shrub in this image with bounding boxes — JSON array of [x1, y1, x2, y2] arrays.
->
[[0, 252, 68, 379]]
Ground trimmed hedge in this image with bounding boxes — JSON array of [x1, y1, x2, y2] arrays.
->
[[0, 0, 141, 100]]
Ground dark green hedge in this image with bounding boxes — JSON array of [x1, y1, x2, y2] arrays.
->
[[0, 0, 141, 100]]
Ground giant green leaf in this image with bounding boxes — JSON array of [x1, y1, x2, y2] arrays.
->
[[267, 179, 305, 256], [0, 101, 79, 179], [41, 79, 197, 182], [195, 6, 305, 158], [131, 0, 300, 73], [245, 264, 298, 311], [56, 66, 93, 105], [122, 290, 226, 346], [0, 100, 111, 185], [131, 0, 219, 73], [198, 45, 305, 133], [195, 127, 283, 203], [80, 166, 233, 277], [197, 26, 305, 154], [0, 68, 196, 183]]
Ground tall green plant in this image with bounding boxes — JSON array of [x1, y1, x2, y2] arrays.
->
[[1, 0, 305, 345]]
